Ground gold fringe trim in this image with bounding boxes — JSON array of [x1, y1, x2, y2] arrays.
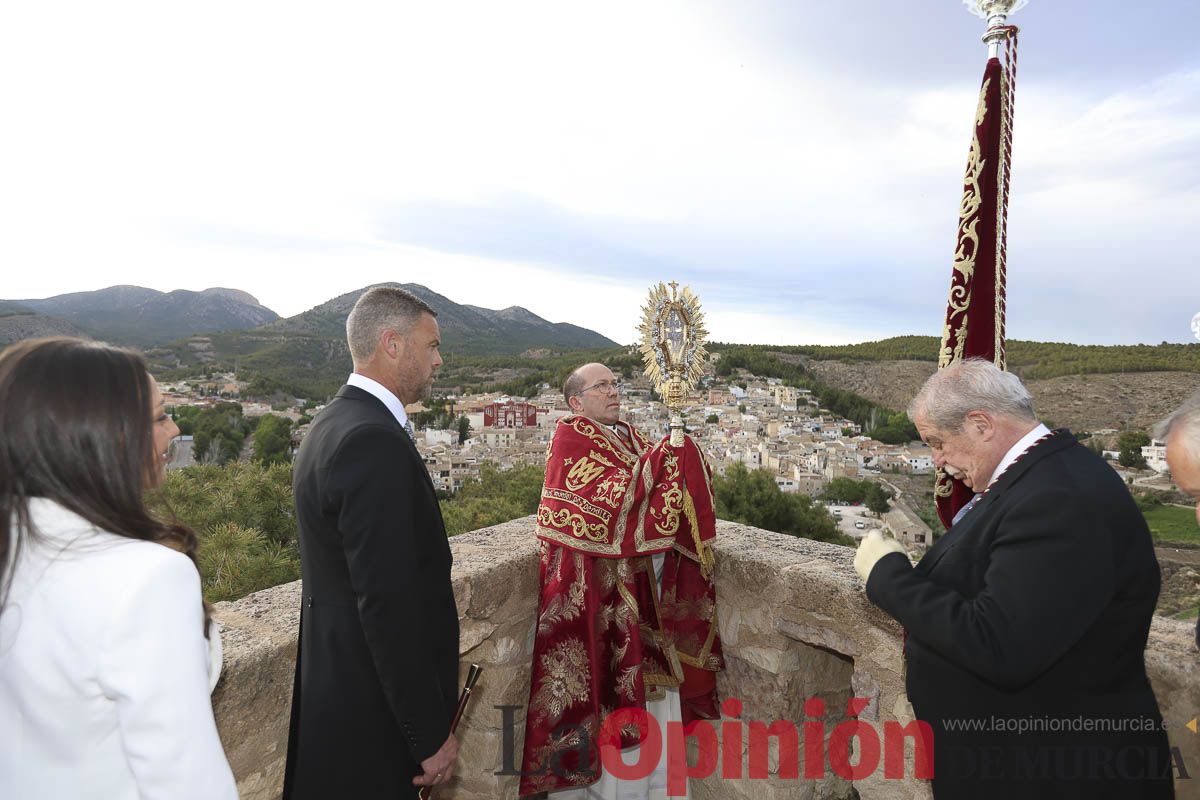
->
[[683, 488, 714, 581]]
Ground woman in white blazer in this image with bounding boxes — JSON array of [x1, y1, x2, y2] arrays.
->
[[0, 337, 238, 800]]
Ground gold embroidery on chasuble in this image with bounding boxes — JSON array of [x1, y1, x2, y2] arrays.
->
[[592, 472, 629, 509], [569, 418, 636, 468], [537, 553, 587, 636], [531, 637, 591, 727], [541, 488, 613, 525], [652, 484, 684, 536], [537, 416, 671, 556], [564, 451, 613, 491], [528, 713, 600, 787], [614, 665, 640, 705], [537, 505, 610, 543], [610, 457, 643, 543]]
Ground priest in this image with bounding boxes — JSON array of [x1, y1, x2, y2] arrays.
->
[[519, 362, 722, 798]]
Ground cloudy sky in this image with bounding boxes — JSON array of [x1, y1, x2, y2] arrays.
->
[[2, 1, 1197, 346]]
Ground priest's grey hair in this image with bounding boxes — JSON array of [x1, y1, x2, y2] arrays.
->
[[346, 286, 436, 366], [908, 358, 1037, 432]]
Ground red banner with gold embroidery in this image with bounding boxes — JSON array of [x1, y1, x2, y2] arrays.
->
[[936, 29, 1018, 528]]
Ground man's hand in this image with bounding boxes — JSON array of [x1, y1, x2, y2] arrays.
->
[[854, 530, 908, 582], [412, 733, 458, 787]]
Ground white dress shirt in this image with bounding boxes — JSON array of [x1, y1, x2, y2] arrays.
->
[[347, 372, 409, 429], [987, 423, 1052, 488], [0, 499, 238, 800]]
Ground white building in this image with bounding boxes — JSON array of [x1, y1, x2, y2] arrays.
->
[[1142, 439, 1170, 474]]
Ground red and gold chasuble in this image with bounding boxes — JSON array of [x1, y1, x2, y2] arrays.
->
[[519, 415, 723, 795]]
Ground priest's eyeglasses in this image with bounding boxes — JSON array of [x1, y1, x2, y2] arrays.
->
[[574, 379, 623, 396]]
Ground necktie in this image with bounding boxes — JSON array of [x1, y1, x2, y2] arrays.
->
[[404, 419, 416, 442], [951, 493, 983, 527]]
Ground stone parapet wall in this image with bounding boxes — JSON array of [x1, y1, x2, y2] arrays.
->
[[212, 518, 1200, 799]]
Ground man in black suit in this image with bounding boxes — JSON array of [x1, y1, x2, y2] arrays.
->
[[283, 286, 459, 799], [1157, 394, 1200, 650], [855, 358, 1173, 798]]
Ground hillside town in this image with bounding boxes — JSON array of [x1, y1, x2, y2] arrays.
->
[[159, 352, 948, 549], [162, 352, 1196, 560]]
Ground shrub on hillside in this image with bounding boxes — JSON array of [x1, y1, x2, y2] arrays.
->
[[149, 461, 298, 602]]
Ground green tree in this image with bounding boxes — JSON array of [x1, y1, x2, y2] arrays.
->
[[820, 477, 868, 505], [1117, 430, 1150, 469], [714, 463, 851, 545], [864, 482, 893, 514], [152, 461, 296, 545], [705, 413, 719, 424], [197, 522, 301, 603], [252, 414, 293, 465], [169, 404, 204, 436], [192, 402, 249, 465], [457, 415, 471, 445], [440, 496, 526, 537], [870, 412, 919, 445], [440, 462, 545, 535], [148, 461, 298, 601]]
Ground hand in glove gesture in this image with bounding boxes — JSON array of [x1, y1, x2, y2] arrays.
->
[[853, 530, 908, 582]]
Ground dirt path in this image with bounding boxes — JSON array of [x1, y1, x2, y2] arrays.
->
[[1158, 546, 1200, 566]]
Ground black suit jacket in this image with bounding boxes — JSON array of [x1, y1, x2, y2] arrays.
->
[[867, 432, 1173, 799], [283, 385, 458, 800]]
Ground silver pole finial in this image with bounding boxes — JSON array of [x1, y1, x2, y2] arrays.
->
[[963, 0, 1028, 57]]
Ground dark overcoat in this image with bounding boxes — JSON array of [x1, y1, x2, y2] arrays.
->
[[868, 431, 1174, 799], [283, 385, 458, 799]]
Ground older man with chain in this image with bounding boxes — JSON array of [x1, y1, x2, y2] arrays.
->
[[855, 358, 1173, 799]]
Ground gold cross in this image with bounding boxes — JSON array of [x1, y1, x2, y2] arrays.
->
[[668, 280, 679, 298]]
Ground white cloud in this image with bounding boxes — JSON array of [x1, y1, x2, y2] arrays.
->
[[0, 2, 1196, 344]]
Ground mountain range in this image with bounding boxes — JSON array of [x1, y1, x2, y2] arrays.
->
[[4, 286, 279, 347], [257, 283, 615, 351], [2, 283, 619, 396]]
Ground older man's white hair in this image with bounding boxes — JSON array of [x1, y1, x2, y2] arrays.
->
[[908, 358, 1037, 432], [1154, 393, 1200, 464], [345, 286, 436, 366]]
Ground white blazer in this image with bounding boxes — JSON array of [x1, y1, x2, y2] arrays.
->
[[0, 498, 238, 800]]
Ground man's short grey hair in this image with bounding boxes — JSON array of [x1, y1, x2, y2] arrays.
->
[[563, 366, 589, 404], [1154, 392, 1200, 463], [346, 286, 436, 365], [908, 358, 1037, 431]]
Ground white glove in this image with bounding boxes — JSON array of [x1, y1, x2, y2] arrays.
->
[[854, 530, 907, 583]]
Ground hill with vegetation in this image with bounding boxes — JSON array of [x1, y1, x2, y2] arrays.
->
[[9, 285, 279, 347], [774, 336, 1200, 380], [710, 338, 1200, 434], [151, 283, 619, 399], [0, 300, 33, 316], [0, 301, 88, 345]]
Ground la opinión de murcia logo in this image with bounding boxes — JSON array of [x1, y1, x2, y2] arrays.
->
[[497, 696, 935, 793], [496, 697, 1191, 793]]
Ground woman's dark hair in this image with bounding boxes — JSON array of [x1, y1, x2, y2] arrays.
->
[[0, 337, 208, 633]]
